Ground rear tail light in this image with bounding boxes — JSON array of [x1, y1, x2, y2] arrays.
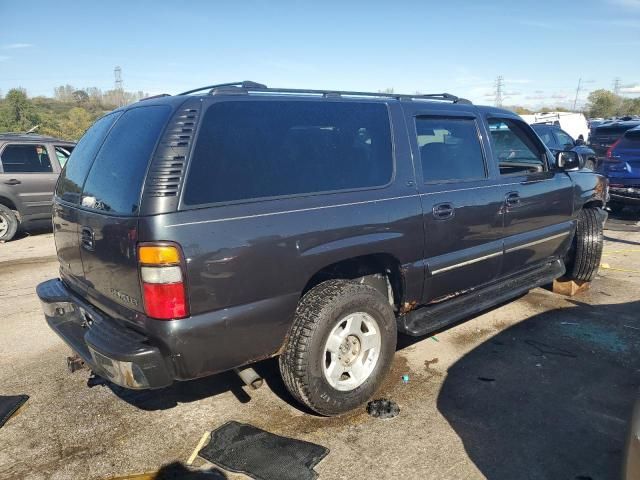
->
[[605, 138, 622, 162], [138, 244, 188, 320]]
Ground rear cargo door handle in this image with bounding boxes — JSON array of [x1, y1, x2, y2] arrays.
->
[[4, 178, 21, 186], [81, 226, 95, 251], [504, 191, 521, 208], [432, 202, 455, 220]]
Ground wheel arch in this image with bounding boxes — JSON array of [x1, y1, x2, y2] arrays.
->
[[301, 253, 404, 312]]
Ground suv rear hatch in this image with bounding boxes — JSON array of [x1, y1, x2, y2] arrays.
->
[[616, 129, 640, 176], [54, 104, 175, 325], [591, 122, 640, 156]]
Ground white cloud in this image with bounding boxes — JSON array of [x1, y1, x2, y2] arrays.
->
[[610, 0, 640, 8], [621, 85, 640, 93], [2, 43, 33, 49]]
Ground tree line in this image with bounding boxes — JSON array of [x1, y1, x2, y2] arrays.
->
[[0, 85, 148, 141], [1, 85, 638, 142]]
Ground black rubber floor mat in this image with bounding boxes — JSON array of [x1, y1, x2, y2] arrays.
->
[[198, 421, 328, 480], [0, 395, 29, 428]]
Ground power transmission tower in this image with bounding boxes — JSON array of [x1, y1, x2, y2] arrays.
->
[[572, 78, 582, 111], [494, 75, 504, 107], [114, 66, 124, 106], [613, 77, 622, 95]]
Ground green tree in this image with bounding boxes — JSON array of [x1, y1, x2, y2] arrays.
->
[[586, 89, 620, 118], [0, 88, 40, 132], [59, 107, 93, 140]]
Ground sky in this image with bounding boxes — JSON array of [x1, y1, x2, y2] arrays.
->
[[0, 0, 639, 109]]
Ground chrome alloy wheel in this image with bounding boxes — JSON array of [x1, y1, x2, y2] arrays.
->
[[322, 312, 381, 391], [0, 214, 8, 238]]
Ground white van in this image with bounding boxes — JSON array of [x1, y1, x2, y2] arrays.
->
[[520, 112, 590, 142]]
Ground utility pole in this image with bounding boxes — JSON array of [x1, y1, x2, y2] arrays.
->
[[613, 77, 622, 95], [572, 78, 582, 111], [114, 66, 124, 107], [494, 75, 504, 108]]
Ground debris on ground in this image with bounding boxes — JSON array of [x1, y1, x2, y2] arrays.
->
[[198, 421, 328, 480], [107, 462, 226, 479], [366, 399, 400, 419], [186, 431, 211, 466], [0, 394, 29, 428], [401, 374, 410, 384]]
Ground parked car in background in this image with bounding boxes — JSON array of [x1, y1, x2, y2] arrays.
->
[[590, 119, 640, 159], [0, 133, 75, 241], [603, 125, 640, 212], [531, 124, 599, 170], [521, 112, 590, 142]]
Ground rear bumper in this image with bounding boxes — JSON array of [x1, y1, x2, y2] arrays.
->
[[37, 279, 173, 389], [37, 278, 297, 389]]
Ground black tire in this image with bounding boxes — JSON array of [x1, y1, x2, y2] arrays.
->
[[0, 204, 18, 241], [279, 279, 397, 416], [565, 208, 604, 282]]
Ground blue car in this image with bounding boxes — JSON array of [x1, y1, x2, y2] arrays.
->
[[604, 125, 640, 212]]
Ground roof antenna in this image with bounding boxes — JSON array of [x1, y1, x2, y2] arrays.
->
[[26, 125, 39, 134]]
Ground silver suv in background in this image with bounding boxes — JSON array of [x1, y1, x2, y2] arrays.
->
[[0, 133, 75, 241]]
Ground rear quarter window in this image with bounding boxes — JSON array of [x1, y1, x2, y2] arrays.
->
[[56, 112, 121, 204], [80, 105, 171, 215], [183, 100, 393, 205]]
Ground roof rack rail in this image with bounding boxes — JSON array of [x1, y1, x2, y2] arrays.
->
[[178, 81, 267, 96], [178, 81, 472, 104]]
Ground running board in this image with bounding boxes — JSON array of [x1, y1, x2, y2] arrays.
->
[[398, 259, 565, 337]]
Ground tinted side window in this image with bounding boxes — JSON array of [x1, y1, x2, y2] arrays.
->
[[184, 101, 393, 205], [1, 144, 53, 173], [554, 130, 574, 149], [81, 105, 171, 215], [56, 112, 120, 204], [533, 126, 556, 148], [415, 117, 485, 182], [55, 146, 74, 168], [488, 118, 546, 175]]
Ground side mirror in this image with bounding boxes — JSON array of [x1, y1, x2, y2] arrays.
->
[[556, 150, 581, 171], [575, 138, 585, 146]]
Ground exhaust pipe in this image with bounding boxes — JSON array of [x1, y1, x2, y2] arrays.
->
[[234, 366, 263, 389]]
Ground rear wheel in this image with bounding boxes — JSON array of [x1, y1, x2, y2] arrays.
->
[[279, 279, 396, 416], [0, 204, 18, 241], [565, 208, 604, 282]]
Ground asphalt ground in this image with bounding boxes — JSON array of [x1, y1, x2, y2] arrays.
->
[[0, 210, 639, 480]]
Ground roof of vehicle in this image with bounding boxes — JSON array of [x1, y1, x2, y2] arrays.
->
[[0, 133, 75, 143], [594, 119, 640, 130], [625, 125, 640, 134], [119, 81, 520, 120], [531, 123, 560, 129]]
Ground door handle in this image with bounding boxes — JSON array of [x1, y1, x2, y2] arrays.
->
[[433, 202, 455, 219], [504, 191, 521, 208], [4, 179, 21, 186]]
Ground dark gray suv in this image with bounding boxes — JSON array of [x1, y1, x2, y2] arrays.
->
[[36, 82, 608, 415], [0, 134, 75, 240]]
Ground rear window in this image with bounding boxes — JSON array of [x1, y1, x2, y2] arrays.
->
[[594, 126, 636, 137], [80, 105, 171, 215], [56, 112, 121, 204], [183, 101, 393, 205], [1, 144, 53, 173]]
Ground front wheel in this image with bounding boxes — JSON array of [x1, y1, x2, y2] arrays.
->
[[565, 208, 604, 282], [279, 280, 397, 416]]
